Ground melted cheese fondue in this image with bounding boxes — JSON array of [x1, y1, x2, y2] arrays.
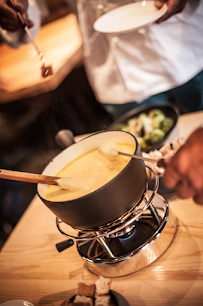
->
[[46, 143, 135, 201]]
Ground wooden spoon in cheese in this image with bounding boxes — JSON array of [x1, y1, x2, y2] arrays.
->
[[0, 169, 103, 191]]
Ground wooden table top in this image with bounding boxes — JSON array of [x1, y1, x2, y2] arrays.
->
[[0, 14, 83, 104], [0, 111, 203, 306]]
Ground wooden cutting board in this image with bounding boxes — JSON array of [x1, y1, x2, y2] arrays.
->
[[0, 13, 83, 104]]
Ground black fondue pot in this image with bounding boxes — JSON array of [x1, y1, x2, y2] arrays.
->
[[37, 131, 147, 230]]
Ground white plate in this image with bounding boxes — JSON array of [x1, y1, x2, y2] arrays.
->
[[0, 301, 34, 306], [94, 1, 167, 33]]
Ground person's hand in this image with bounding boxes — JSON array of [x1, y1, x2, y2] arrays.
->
[[0, 0, 33, 31], [161, 127, 203, 204], [154, 0, 188, 23]]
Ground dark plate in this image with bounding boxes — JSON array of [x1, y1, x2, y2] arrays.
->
[[68, 290, 130, 306], [107, 103, 179, 153]]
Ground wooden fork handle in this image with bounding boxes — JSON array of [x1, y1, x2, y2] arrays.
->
[[0, 169, 59, 186]]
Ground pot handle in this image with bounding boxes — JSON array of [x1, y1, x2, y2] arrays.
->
[[56, 239, 74, 252], [55, 129, 75, 149]]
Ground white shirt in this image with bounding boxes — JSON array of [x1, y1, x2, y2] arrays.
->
[[76, 0, 203, 104]]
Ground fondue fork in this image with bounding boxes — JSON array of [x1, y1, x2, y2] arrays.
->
[[0, 169, 60, 186], [117, 151, 159, 163], [9, 0, 53, 78], [0, 169, 100, 191], [117, 151, 167, 167], [98, 141, 167, 167]]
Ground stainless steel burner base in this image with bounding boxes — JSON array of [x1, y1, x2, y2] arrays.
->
[[77, 192, 177, 277]]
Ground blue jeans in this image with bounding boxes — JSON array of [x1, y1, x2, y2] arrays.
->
[[102, 70, 203, 119]]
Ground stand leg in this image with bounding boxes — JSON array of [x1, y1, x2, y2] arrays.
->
[[95, 232, 116, 259], [146, 193, 161, 226]]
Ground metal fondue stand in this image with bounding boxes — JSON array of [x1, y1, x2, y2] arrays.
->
[[55, 166, 177, 277]]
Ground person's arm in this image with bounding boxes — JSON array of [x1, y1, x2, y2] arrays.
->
[[154, 0, 188, 23], [0, 0, 41, 48], [0, 0, 33, 31], [161, 126, 203, 204]]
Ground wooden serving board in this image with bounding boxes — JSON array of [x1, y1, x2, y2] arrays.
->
[[0, 14, 83, 103]]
